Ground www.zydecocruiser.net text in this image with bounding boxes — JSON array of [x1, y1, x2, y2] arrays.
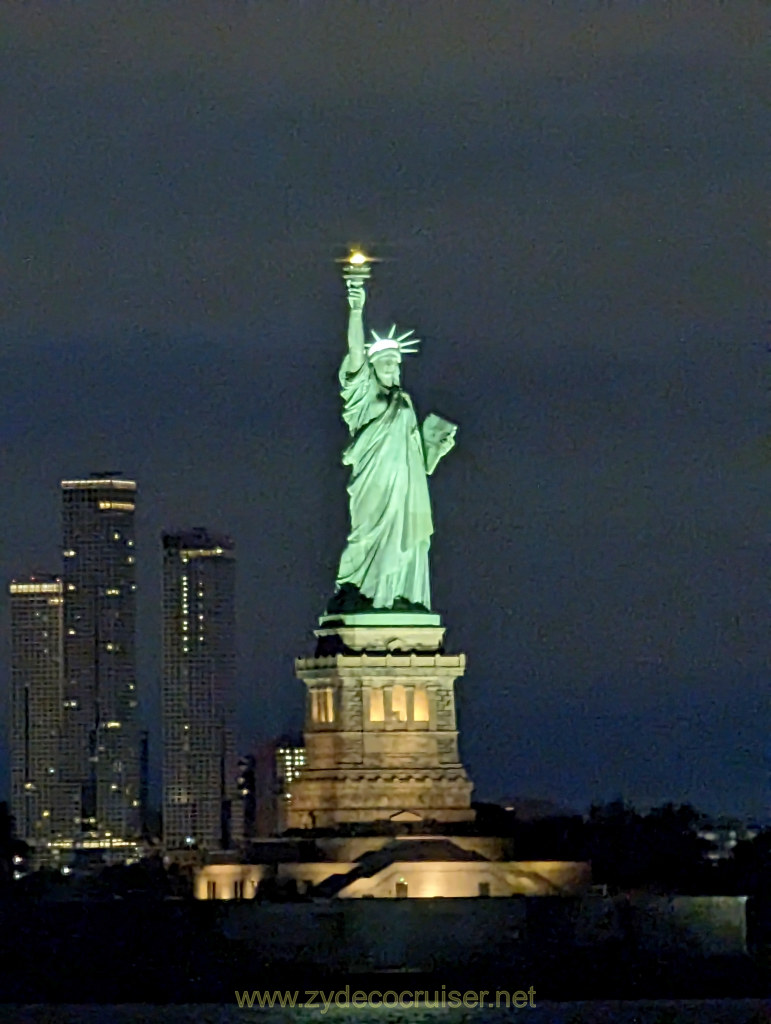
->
[[235, 985, 537, 1011]]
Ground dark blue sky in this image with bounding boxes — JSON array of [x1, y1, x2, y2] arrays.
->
[[1, 2, 768, 817]]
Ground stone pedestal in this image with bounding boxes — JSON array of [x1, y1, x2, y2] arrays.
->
[[286, 612, 474, 828]]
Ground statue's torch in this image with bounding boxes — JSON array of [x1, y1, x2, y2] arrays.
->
[[341, 250, 373, 295]]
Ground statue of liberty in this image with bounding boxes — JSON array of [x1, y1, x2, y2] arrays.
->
[[329, 253, 457, 613]]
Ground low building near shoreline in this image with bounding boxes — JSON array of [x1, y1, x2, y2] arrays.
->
[[193, 833, 590, 900]]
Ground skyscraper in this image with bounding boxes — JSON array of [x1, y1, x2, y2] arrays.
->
[[60, 475, 140, 840], [162, 528, 237, 851], [9, 575, 66, 853], [275, 739, 306, 834], [236, 754, 257, 842], [251, 738, 307, 836]]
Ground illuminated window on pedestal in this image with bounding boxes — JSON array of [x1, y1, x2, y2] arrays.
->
[[413, 687, 429, 722], [369, 689, 384, 722], [311, 688, 335, 723], [391, 685, 407, 722]]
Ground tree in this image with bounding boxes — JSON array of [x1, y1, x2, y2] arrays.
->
[[587, 800, 711, 891]]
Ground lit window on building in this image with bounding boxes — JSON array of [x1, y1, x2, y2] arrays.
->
[[369, 688, 385, 722], [391, 685, 407, 722], [413, 686, 430, 722], [311, 688, 335, 723], [277, 746, 306, 785]]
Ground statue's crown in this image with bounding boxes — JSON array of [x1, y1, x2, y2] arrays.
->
[[366, 324, 421, 361]]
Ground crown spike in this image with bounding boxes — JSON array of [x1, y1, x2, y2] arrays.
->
[[366, 324, 421, 360]]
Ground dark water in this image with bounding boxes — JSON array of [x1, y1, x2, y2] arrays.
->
[[1, 1001, 770, 1023]]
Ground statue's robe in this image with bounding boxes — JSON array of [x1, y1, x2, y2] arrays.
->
[[336, 355, 432, 609]]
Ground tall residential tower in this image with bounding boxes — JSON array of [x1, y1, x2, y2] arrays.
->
[[60, 475, 140, 840], [9, 575, 66, 853], [162, 528, 237, 851]]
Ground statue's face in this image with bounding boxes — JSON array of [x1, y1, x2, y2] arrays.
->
[[373, 353, 401, 389]]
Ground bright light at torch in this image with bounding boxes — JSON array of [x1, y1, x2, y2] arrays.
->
[[341, 249, 373, 284]]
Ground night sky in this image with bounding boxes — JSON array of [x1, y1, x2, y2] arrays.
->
[[2, 3, 768, 819]]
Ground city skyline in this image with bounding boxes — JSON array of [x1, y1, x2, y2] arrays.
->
[[2, 3, 767, 821], [8, 480, 247, 852], [8, 477, 142, 856]]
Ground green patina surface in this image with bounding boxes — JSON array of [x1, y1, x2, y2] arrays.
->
[[332, 263, 456, 613]]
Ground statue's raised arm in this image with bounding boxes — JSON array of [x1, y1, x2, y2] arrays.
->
[[344, 280, 366, 372], [329, 252, 457, 615]]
